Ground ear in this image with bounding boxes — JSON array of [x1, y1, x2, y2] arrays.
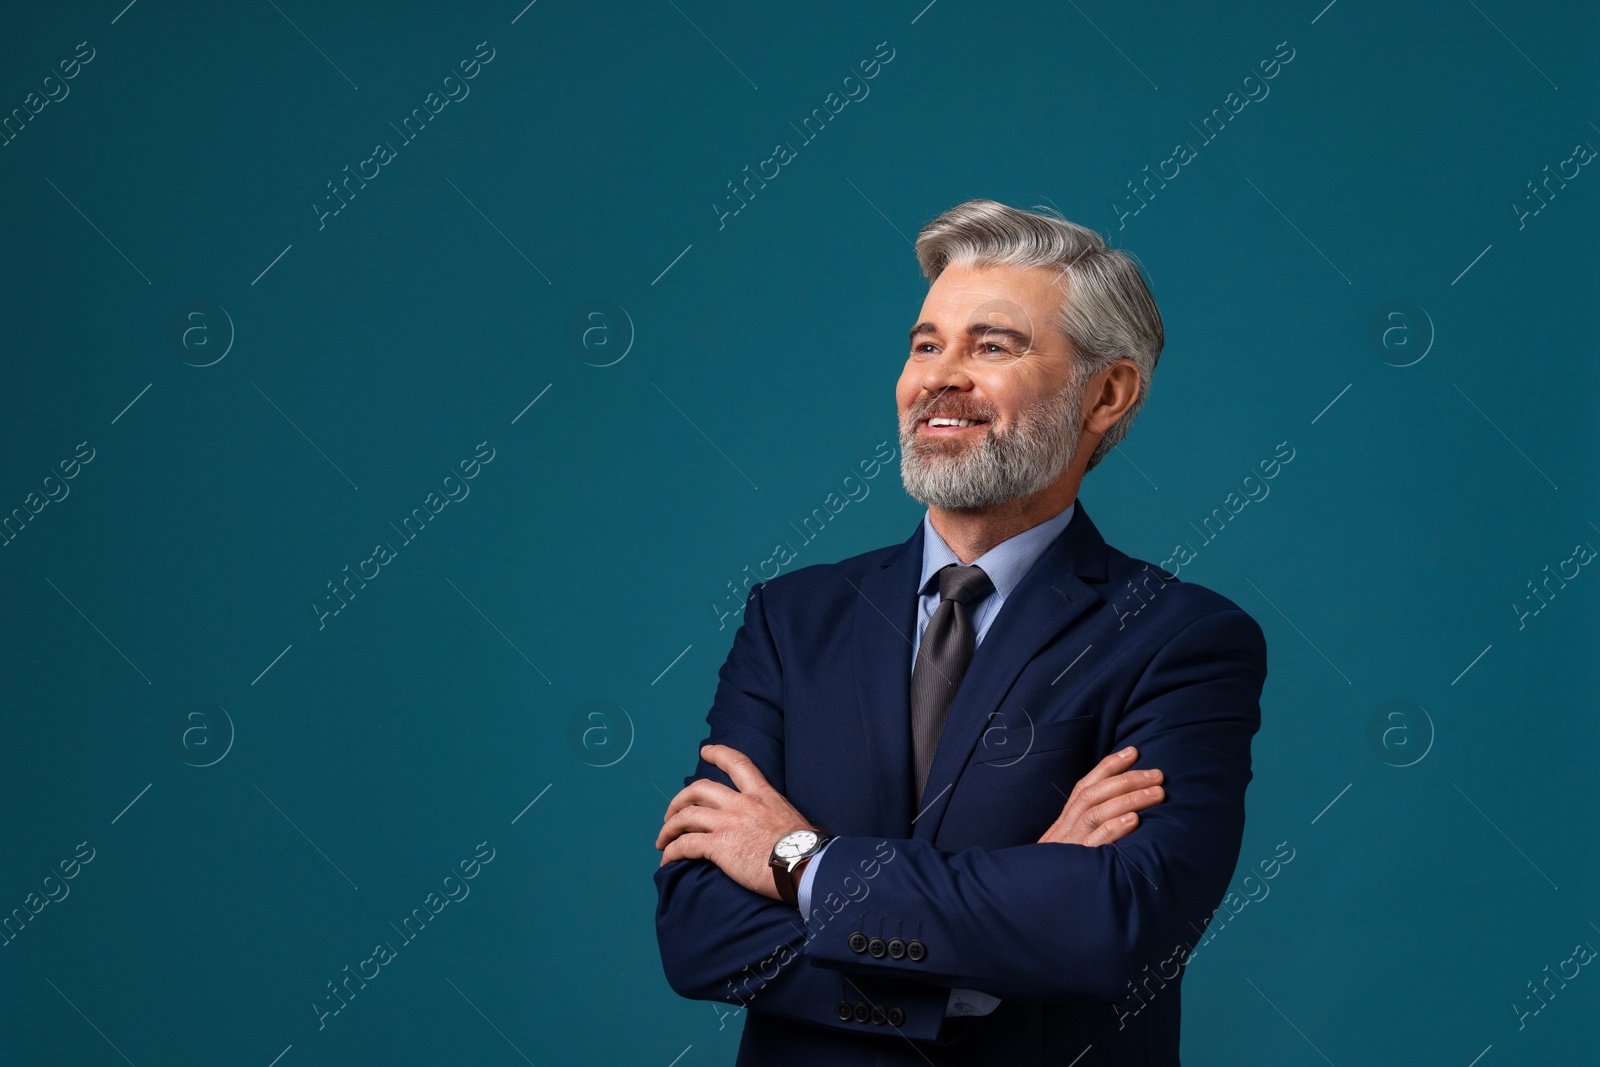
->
[[1082, 359, 1141, 436]]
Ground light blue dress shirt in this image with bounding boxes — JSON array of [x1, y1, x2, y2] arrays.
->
[[797, 500, 1078, 1019]]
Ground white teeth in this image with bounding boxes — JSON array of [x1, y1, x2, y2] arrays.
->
[[928, 417, 981, 427]]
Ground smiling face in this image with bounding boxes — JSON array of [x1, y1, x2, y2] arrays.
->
[[896, 262, 1087, 511]]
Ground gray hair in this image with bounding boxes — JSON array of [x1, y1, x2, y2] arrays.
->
[[914, 199, 1164, 473]]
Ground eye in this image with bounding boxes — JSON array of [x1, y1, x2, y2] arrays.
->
[[979, 341, 1012, 355], [912, 342, 939, 354]]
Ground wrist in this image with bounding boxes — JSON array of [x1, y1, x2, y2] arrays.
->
[[769, 827, 832, 906]]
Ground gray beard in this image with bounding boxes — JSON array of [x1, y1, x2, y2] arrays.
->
[[898, 382, 1084, 510]]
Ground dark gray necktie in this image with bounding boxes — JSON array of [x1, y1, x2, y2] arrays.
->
[[910, 563, 995, 806]]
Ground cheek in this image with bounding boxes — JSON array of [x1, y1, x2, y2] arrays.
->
[[894, 369, 920, 409], [971, 375, 1019, 412], [989, 368, 1056, 411]]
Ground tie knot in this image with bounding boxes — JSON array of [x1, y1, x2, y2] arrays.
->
[[936, 563, 994, 606]]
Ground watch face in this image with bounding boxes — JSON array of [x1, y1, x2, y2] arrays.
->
[[774, 830, 819, 860]]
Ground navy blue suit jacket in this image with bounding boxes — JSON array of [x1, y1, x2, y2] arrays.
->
[[654, 501, 1268, 1065]]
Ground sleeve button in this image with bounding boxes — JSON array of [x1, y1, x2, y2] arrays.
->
[[887, 937, 906, 959], [906, 939, 926, 962], [870, 1005, 887, 1025], [867, 937, 887, 958], [887, 1006, 905, 1026], [847, 932, 868, 954], [835, 1000, 853, 1021], [853, 1001, 871, 1023]]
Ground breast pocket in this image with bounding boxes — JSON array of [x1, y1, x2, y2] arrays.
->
[[971, 712, 1097, 766], [945, 712, 1104, 848]]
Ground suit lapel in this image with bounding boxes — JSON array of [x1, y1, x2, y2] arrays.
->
[[912, 502, 1112, 841], [850, 520, 925, 837]]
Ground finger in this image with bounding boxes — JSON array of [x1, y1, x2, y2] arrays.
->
[[660, 832, 711, 867], [663, 829, 716, 864], [1084, 811, 1141, 847], [1036, 815, 1072, 845], [656, 805, 723, 851], [1040, 779, 1165, 846], [701, 744, 771, 794], [1068, 746, 1140, 797], [656, 799, 720, 851], [1080, 785, 1165, 836], [1071, 767, 1164, 812], [662, 779, 735, 822]]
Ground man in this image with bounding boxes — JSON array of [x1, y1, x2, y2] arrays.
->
[[654, 199, 1268, 1065]]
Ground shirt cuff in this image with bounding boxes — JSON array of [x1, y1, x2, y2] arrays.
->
[[795, 838, 834, 918]]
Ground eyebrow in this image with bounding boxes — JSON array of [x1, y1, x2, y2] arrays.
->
[[908, 321, 1033, 347]]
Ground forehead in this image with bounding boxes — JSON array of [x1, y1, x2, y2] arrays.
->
[[917, 262, 1068, 338]]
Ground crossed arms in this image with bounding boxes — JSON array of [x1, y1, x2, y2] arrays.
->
[[652, 580, 1266, 1040]]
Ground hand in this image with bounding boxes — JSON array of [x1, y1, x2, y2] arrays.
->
[[657, 744, 817, 901], [1037, 746, 1164, 847]]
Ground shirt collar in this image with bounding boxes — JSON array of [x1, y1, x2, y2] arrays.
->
[[918, 500, 1078, 601]]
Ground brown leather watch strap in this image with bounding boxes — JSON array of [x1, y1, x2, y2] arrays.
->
[[773, 855, 812, 906]]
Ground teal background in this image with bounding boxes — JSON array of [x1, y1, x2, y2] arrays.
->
[[2, 1, 1596, 1063]]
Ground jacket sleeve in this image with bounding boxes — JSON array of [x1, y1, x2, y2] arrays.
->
[[652, 581, 953, 1039], [802, 608, 1267, 1003]]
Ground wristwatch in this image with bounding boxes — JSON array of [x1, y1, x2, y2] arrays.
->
[[769, 828, 833, 906]]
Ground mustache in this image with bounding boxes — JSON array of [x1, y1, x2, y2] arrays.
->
[[907, 395, 997, 423]]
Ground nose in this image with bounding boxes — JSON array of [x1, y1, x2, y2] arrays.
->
[[916, 345, 974, 401]]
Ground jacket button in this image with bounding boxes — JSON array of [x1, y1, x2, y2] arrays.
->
[[835, 1000, 853, 1021], [853, 1001, 871, 1023], [847, 932, 869, 954], [887, 937, 906, 959], [887, 1006, 905, 1027], [906, 939, 926, 962], [870, 1005, 887, 1025], [867, 937, 887, 958]]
